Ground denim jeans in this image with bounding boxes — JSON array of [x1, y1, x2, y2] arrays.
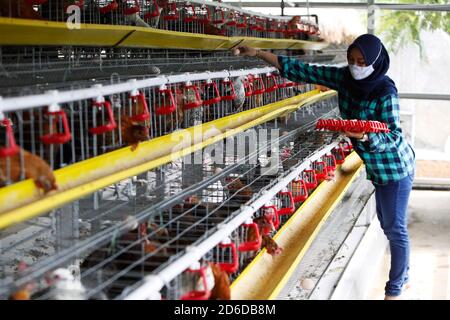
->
[[374, 173, 414, 296]]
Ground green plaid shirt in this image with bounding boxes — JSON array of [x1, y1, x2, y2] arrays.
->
[[278, 56, 415, 185]]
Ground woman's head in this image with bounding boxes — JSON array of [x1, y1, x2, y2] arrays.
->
[[347, 34, 386, 80], [343, 33, 397, 100]]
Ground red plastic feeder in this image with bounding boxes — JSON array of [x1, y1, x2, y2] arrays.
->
[[313, 161, 328, 182], [244, 77, 254, 97], [201, 81, 221, 106], [154, 86, 176, 115], [340, 141, 353, 155], [163, 2, 179, 21], [221, 78, 236, 101], [291, 179, 308, 203], [249, 16, 264, 31], [277, 190, 295, 215], [180, 265, 211, 300], [143, 0, 160, 20], [303, 169, 318, 190], [98, 0, 118, 14], [276, 75, 287, 88], [266, 19, 278, 33], [183, 84, 203, 110], [332, 147, 346, 165], [0, 118, 20, 158], [261, 205, 279, 230], [197, 4, 211, 24], [264, 74, 279, 93], [40, 108, 72, 144], [276, 21, 287, 34], [238, 221, 261, 252], [324, 154, 337, 172], [122, 0, 140, 15], [236, 13, 248, 28], [89, 100, 117, 135], [217, 239, 239, 274], [252, 76, 265, 95], [285, 80, 296, 87], [183, 2, 197, 23], [225, 10, 237, 26], [212, 6, 225, 24], [128, 90, 150, 122]]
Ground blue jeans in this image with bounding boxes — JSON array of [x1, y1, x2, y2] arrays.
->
[[374, 173, 414, 296]]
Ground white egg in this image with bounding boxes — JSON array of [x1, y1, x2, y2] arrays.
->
[[300, 278, 315, 290]]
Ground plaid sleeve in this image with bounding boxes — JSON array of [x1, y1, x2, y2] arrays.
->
[[277, 55, 344, 90], [358, 94, 402, 153]]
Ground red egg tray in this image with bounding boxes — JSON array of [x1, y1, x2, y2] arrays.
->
[[315, 119, 390, 133]]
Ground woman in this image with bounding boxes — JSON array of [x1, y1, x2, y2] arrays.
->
[[232, 34, 415, 300]]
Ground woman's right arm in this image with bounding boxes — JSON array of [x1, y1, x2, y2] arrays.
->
[[232, 46, 344, 91]]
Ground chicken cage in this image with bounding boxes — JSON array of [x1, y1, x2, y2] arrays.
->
[[0, 0, 352, 301]]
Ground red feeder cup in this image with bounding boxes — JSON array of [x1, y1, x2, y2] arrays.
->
[[163, 2, 179, 21], [217, 239, 239, 274], [291, 179, 308, 203], [89, 99, 117, 135], [324, 154, 337, 172], [183, 83, 203, 110], [122, 0, 140, 15], [155, 86, 177, 115], [264, 73, 279, 93], [238, 220, 261, 252], [180, 265, 211, 300], [143, 0, 160, 20], [277, 190, 295, 215], [313, 161, 328, 182], [221, 78, 236, 101], [128, 90, 150, 122], [201, 81, 221, 106], [0, 118, 20, 157], [303, 169, 318, 190], [40, 107, 72, 144], [98, 0, 118, 14], [183, 2, 197, 23]]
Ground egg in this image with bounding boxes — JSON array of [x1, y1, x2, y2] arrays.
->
[[300, 278, 315, 290]]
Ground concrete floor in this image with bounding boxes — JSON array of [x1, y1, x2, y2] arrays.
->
[[370, 190, 450, 300]]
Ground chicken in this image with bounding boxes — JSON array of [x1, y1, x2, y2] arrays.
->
[[226, 177, 253, 202], [261, 234, 283, 256], [44, 268, 87, 300], [0, 148, 57, 193], [209, 263, 231, 300], [8, 261, 36, 300], [254, 214, 275, 236], [0, 0, 42, 19], [229, 76, 247, 111], [120, 113, 150, 151]]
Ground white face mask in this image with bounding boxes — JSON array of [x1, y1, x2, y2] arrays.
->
[[348, 45, 382, 80], [349, 64, 374, 80]]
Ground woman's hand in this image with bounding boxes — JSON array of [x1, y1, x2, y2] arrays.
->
[[343, 131, 365, 139], [231, 45, 257, 57]]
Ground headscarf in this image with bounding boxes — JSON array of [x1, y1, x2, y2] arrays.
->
[[343, 34, 398, 101]]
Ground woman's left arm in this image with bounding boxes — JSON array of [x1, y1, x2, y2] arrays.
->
[[357, 94, 403, 153]]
